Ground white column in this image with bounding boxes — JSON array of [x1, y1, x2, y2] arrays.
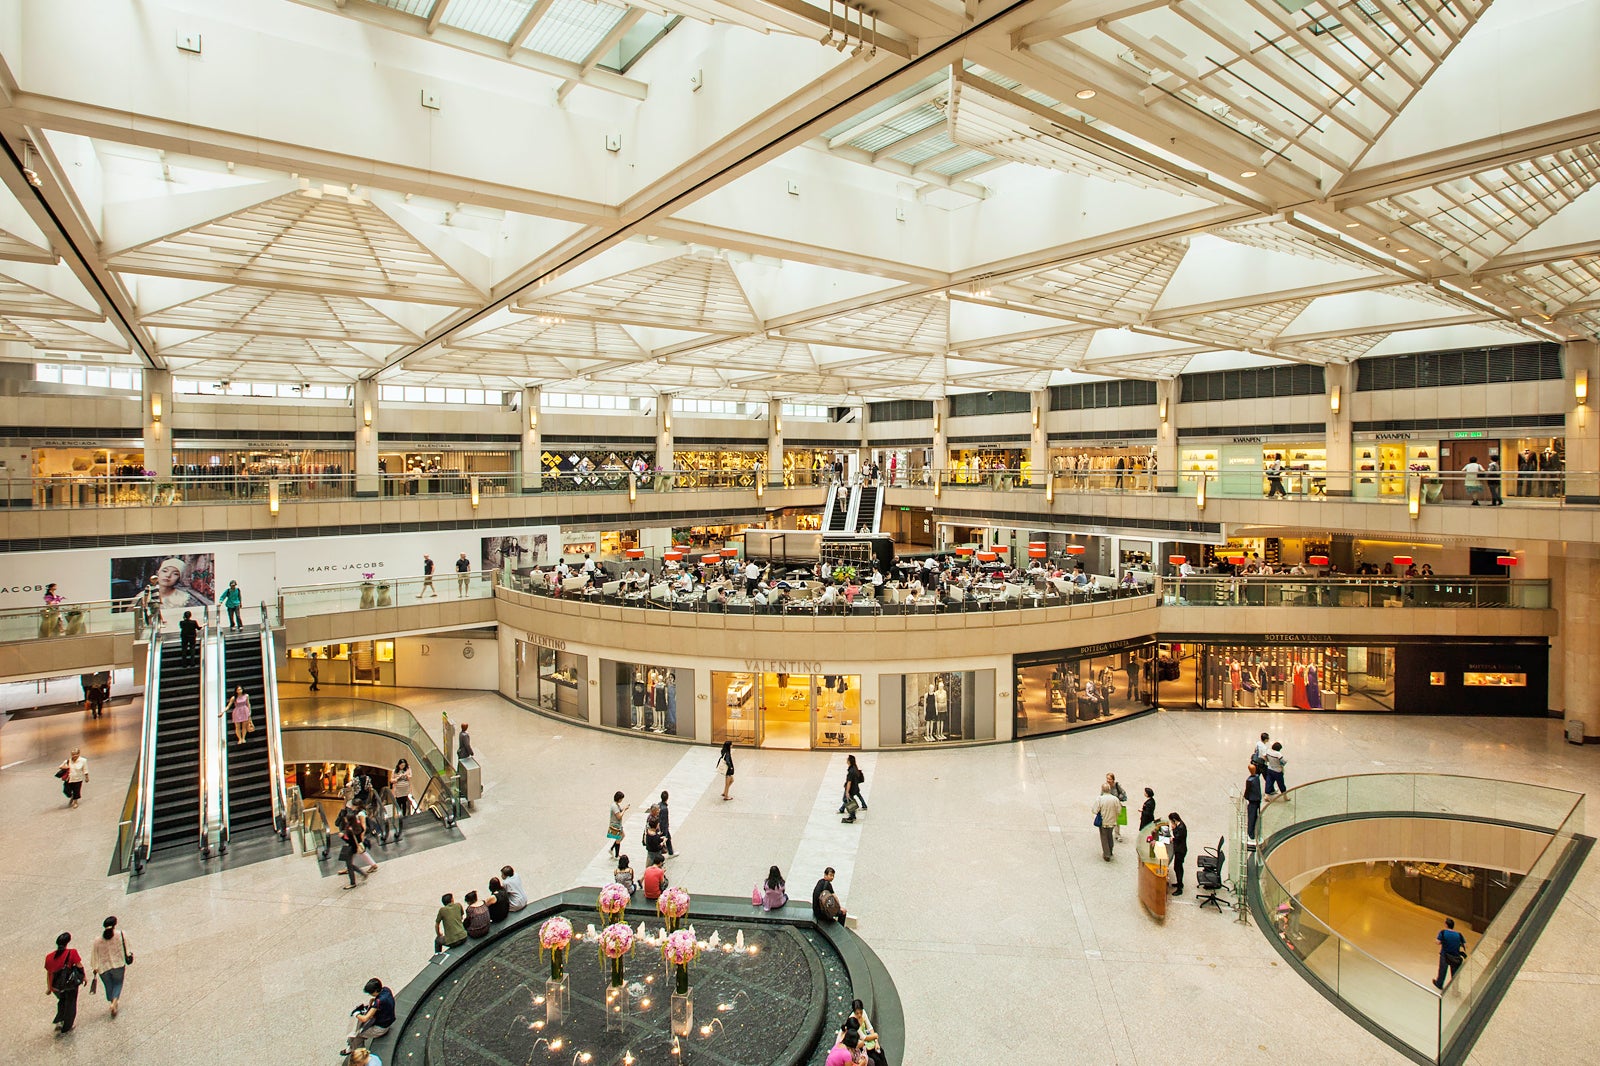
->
[[767, 398, 783, 485], [1567, 340, 1598, 503], [655, 392, 675, 476], [1324, 363, 1354, 497], [932, 397, 950, 473], [857, 399, 871, 475], [1552, 544, 1600, 740], [521, 385, 542, 492], [1155, 379, 1178, 492], [1029, 388, 1048, 487], [354, 379, 380, 496], [142, 367, 172, 480]]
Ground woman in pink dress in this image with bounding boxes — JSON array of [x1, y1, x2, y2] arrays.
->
[[229, 686, 252, 745]]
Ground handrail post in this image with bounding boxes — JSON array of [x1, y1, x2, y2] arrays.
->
[[259, 602, 290, 840]]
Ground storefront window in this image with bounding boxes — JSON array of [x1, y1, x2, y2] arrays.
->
[[1180, 643, 1395, 711], [709, 670, 859, 749], [1049, 446, 1157, 491], [1463, 671, 1526, 687], [381, 450, 513, 495], [896, 671, 992, 744], [711, 670, 757, 746], [541, 449, 651, 490], [604, 661, 692, 737], [949, 448, 1031, 485], [674, 448, 762, 487], [517, 641, 586, 720], [1506, 439, 1564, 498], [1014, 641, 1156, 737]]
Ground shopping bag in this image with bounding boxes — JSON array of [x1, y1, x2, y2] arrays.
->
[[1116, 804, 1128, 826]]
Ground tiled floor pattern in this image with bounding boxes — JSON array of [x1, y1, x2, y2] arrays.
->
[[0, 684, 1595, 1065]]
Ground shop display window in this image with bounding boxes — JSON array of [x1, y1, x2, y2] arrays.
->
[[1463, 671, 1526, 687], [1049, 447, 1158, 492], [1181, 644, 1395, 712], [711, 671, 758, 746], [605, 661, 691, 737], [709, 670, 860, 749], [900, 672, 972, 744], [1014, 642, 1156, 738], [950, 448, 1030, 485], [1507, 439, 1564, 499], [517, 641, 586, 721]]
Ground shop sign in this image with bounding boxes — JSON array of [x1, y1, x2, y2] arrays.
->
[[1258, 634, 1337, 644], [525, 632, 568, 652], [1451, 430, 1487, 439], [1093, 440, 1131, 448], [305, 562, 386, 575], [1367, 432, 1414, 441], [743, 659, 823, 674], [38, 439, 106, 447], [1231, 436, 1264, 444]]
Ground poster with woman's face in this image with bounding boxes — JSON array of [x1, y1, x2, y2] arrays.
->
[[111, 553, 216, 611], [481, 534, 548, 573]]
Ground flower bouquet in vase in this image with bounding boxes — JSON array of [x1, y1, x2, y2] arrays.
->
[[656, 886, 691, 933], [539, 916, 573, 1025], [663, 929, 701, 1036], [598, 882, 631, 927], [600, 922, 636, 1032]]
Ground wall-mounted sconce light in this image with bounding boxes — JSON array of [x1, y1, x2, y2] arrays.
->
[[470, 475, 480, 509], [933, 471, 942, 499], [628, 473, 637, 503], [1032, 406, 1040, 428], [529, 408, 538, 431], [1577, 368, 1588, 405], [363, 402, 372, 427], [1045, 473, 1054, 503], [1408, 477, 1421, 520], [150, 393, 162, 422], [1195, 473, 1206, 512], [664, 409, 672, 432], [268, 480, 280, 517], [1329, 385, 1341, 415], [756, 476, 764, 499], [933, 412, 941, 434], [1158, 397, 1168, 423]]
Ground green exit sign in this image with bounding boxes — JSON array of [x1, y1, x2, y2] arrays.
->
[[1451, 430, 1486, 439]]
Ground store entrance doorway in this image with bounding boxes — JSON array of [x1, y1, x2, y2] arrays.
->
[[712, 671, 862, 750]]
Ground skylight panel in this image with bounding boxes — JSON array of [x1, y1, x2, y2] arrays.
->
[[524, 0, 628, 63], [442, 0, 536, 41]]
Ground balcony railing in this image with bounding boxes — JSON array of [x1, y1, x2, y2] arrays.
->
[[277, 570, 498, 622], [0, 598, 138, 644], [1165, 576, 1550, 609]]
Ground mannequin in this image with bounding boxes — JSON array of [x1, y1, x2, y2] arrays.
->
[[631, 667, 647, 730], [664, 671, 677, 734], [907, 681, 925, 741], [923, 685, 939, 742], [933, 676, 949, 740], [652, 668, 668, 733]]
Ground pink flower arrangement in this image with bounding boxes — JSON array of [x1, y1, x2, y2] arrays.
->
[[657, 887, 691, 930], [540, 917, 573, 980], [600, 923, 636, 959], [663, 929, 699, 966], [598, 882, 631, 920]]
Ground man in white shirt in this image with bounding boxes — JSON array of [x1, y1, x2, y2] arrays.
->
[[582, 555, 596, 574], [744, 560, 761, 595], [1178, 561, 1196, 578], [499, 865, 528, 911], [818, 584, 840, 606]]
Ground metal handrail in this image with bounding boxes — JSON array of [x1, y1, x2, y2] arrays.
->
[[200, 608, 223, 857], [259, 603, 290, 838], [274, 568, 495, 593], [126, 618, 164, 875]]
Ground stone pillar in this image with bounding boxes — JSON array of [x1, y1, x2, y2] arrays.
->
[[1566, 340, 1598, 504], [655, 393, 675, 478], [767, 399, 782, 486], [1029, 388, 1048, 488], [141, 368, 172, 479], [354, 379, 380, 496], [932, 397, 950, 474], [520, 386, 542, 492], [857, 399, 871, 478], [1324, 363, 1354, 497], [1154, 379, 1179, 492], [1552, 544, 1600, 740]]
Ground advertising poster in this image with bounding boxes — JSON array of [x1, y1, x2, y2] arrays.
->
[[111, 552, 216, 612], [482, 533, 549, 574]]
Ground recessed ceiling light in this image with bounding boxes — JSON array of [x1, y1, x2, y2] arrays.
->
[[1511, 304, 1523, 309], [1075, 89, 1096, 100], [1344, 222, 1359, 228], [1240, 170, 1257, 178], [1417, 258, 1431, 263], [1470, 284, 1483, 290]]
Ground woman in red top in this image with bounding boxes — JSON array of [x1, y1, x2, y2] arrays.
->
[[45, 931, 83, 1034]]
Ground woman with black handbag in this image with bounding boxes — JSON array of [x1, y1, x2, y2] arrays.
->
[[90, 916, 132, 1017], [45, 931, 85, 1035]]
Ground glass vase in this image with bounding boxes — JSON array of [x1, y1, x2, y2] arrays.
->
[[604, 980, 627, 1033], [671, 991, 694, 1037], [544, 974, 569, 1027]]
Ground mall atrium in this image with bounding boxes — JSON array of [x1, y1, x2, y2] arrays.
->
[[0, 1, 1597, 1064]]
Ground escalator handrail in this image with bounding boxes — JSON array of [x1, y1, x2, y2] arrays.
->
[[127, 617, 164, 872], [258, 602, 289, 836], [201, 609, 223, 852]]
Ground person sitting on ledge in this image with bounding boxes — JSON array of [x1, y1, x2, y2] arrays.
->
[[642, 856, 668, 902], [614, 854, 638, 896], [812, 867, 847, 924]]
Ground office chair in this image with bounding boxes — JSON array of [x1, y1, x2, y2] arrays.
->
[[1195, 835, 1226, 911]]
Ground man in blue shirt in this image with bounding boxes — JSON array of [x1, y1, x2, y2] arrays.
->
[[344, 977, 395, 1056], [1433, 918, 1467, 990]]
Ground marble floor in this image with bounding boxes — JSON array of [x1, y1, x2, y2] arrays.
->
[[1, 687, 1595, 1065]]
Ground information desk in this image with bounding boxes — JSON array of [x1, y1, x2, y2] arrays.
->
[[1137, 823, 1171, 921]]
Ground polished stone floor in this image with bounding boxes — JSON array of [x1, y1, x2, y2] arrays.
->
[[1, 686, 1595, 1065]]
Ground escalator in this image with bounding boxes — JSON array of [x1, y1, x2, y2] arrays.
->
[[825, 485, 851, 532], [222, 629, 276, 837], [855, 484, 881, 533], [147, 639, 202, 855]]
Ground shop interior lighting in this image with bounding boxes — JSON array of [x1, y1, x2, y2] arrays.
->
[[1393, 554, 1413, 566], [1497, 555, 1519, 566], [1309, 554, 1329, 566], [1168, 554, 1187, 566]]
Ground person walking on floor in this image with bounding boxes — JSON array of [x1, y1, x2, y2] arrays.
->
[[178, 610, 200, 669], [1093, 784, 1121, 861], [1105, 772, 1128, 841], [717, 741, 735, 801], [1462, 456, 1485, 505], [391, 758, 413, 836], [308, 650, 320, 692], [607, 791, 629, 858], [1486, 456, 1503, 506], [1138, 787, 1156, 830], [839, 755, 867, 821], [1245, 761, 1263, 844], [417, 555, 438, 598], [1168, 812, 1188, 896], [1433, 918, 1467, 990], [229, 685, 252, 746], [46, 932, 84, 1035], [89, 916, 131, 1018], [1263, 742, 1288, 800], [455, 553, 471, 597], [337, 809, 363, 890], [58, 747, 88, 809], [657, 790, 675, 857], [221, 580, 243, 631]]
